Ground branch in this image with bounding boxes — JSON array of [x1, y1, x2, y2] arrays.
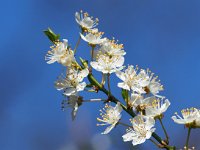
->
[[87, 73, 176, 150]]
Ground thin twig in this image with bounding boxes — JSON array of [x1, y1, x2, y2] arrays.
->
[[185, 127, 192, 150], [107, 73, 111, 96], [158, 118, 169, 143], [150, 139, 163, 148], [118, 121, 132, 128], [83, 99, 106, 102], [74, 35, 81, 54]]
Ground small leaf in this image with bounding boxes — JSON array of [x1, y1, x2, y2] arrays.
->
[[43, 27, 60, 43], [121, 89, 128, 101], [79, 57, 88, 68]]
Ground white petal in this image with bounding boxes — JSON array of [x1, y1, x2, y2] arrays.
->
[[63, 88, 76, 96], [115, 56, 124, 67], [122, 130, 136, 142], [145, 117, 155, 130], [46, 58, 56, 64], [160, 99, 171, 113], [146, 128, 155, 139], [171, 116, 186, 124], [75, 12, 81, 24], [62, 39, 68, 48], [80, 33, 88, 42], [78, 68, 89, 82], [76, 82, 86, 92], [132, 137, 146, 146], [115, 102, 123, 113], [90, 61, 103, 72], [117, 82, 130, 90], [115, 71, 126, 81], [82, 17, 94, 28], [71, 102, 78, 120], [101, 124, 115, 134]]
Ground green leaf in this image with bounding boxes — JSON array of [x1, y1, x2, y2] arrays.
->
[[79, 57, 88, 68], [121, 89, 128, 101], [43, 27, 60, 43]]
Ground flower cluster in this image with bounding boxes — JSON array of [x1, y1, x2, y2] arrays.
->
[[44, 10, 200, 150]]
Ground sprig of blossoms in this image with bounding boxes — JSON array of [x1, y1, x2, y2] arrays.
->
[[44, 10, 200, 150]]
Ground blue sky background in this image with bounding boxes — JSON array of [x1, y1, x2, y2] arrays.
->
[[1, 0, 200, 150]]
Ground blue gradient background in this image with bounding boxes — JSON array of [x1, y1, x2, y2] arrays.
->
[[1, 0, 200, 150]]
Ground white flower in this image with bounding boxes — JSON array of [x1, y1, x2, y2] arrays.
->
[[98, 39, 126, 57], [116, 65, 141, 92], [91, 55, 124, 74], [122, 115, 156, 146], [80, 32, 106, 45], [129, 93, 144, 108], [172, 108, 200, 126], [145, 98, 170, 118], [195, 110, 200, 127], [61, 94, 83, 120], [137, 69, 164, 97], [97, 102, 122, 134], [54, 68, 89, 96], [130, 94, 155, 111], [75, 11, 98, 31], [45, 39, 75, 66], [116, 66, 164, 96]]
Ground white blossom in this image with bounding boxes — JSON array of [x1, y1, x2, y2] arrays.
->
[[116, 67, 164, 97], [195, 110, 200, 127], [75, 11, 98, 31], [130, 94, 155, 111], [62, 94, 83, 120], [116, 65, 141, 92], [122, 115, 156, 146], [80, 32, 106, 45], [98, 39, 126, 57], [55, 68, 89, 96], [137, 69, 164, 97], [45, 39, 75, 66], [129, 93, 144, 108], [145, 98, 170, 118], [172, 108, 200, 126], [97, 102, 122, 134], [91, 54, 124, 74]]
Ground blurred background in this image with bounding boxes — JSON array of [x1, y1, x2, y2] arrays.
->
[[1, 0, 200, 150]]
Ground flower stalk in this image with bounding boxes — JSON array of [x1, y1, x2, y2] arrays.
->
[[118, 121, 132, 128], [74, 35, 81, 54], [107, 73, 111, 96], [185, 127, 191, 150], [158, 118, 169, 143]]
